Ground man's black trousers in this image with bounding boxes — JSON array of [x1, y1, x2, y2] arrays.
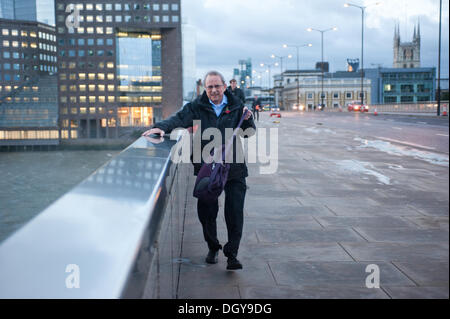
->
[[197, 177, 246, 259]]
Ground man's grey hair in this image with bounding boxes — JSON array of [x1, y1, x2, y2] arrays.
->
[[203, 70, 226, 86]]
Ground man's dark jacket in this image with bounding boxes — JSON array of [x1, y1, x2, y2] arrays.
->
[[152, 90, 256, 180], [227, 86, 246, 104]]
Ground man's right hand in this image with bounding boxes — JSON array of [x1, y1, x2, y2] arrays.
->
[[142, 127, 165, 137]]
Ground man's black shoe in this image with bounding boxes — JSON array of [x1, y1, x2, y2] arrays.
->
[[205, 250, 218, 264], [226, 257, 243, 270]]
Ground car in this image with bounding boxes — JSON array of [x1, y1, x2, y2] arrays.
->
[[270, 112, 281, 118], [270, 105, 280, 112], [292, 103, 305, 111], [262, 104, 271, 111], [347, 101, 369, 112]]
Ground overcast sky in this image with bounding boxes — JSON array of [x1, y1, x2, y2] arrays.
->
[[182, 0, 449, 86]]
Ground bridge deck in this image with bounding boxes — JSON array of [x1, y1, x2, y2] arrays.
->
[[176, 113, 449, 299]]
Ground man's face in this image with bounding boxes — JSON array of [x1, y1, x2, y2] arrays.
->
[[205, 75, 227, 105], [230, 81, 237, 89]]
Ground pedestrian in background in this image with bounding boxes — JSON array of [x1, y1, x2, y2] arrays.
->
[[252, 95, 261, 122], [227, 79, 246, 104], [142, 71, 255, 270]]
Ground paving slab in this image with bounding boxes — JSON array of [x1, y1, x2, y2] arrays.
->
[[341, 242, 449, 262], [391, 261, 449, 286], [269, 261, 416, 288], [353, 227, 449, 243], [240, 285, 390, 299], [256, 228, 367, 244], [316, 216, 419, 228], [382, 286, 449, 299]]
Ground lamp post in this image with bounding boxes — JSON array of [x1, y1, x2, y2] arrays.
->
[[271, 54, 292, 74], [437, 0, 442, 116], [252, 70, 264, 87], [282, 43, 312, 111], [345, 2, 380, 108], [260, 62, 276, 89], [307, 27, 337, 109]]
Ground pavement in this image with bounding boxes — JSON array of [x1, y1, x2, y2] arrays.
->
[[176, 112, 449, 299]]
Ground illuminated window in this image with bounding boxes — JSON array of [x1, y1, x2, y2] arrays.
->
[[107, 74, 114, 80], [89, 107, 96, 113], [98, 73, 105, 80], [98, 85, 105, 91], [108, 85, 115, 91], [80, 107, 87, 114], [79, 85, 86, 91], [79, 96, 87, 103], [89, 96, 96, 103], [88, 73, 96, 80], [89, 84, 96, 91], [79, 73, 86, 80], [107, 96, 115, 102]]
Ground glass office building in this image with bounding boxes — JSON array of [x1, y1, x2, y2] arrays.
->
[[55, 0, 182, 140], [0, 18, 58, 146], [365, 67, 436, 104], [0, 0, 15, 19]]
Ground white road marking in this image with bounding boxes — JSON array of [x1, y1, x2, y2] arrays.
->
[[393, 127, 403, 130], [436, 134, 449, 137], [374, 137, 436, 151]]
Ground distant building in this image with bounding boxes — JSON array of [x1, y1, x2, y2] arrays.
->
[[365, 67, 435, 104], [0, 18, 58, 146], [236, 58, 252, 97], [347, 59, 359, 72], [393, 23, 420, 68], [0, 0, 55, 25], [54, 0, 182, 140], [277, 69, 370, 111], [182, 19, 196, 101], [0, 0, 15, 19]]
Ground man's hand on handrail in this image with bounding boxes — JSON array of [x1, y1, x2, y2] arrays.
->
[[142, 127, 165, 137]]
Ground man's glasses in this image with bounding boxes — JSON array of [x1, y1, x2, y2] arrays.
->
[[205, 85, 223, 90]]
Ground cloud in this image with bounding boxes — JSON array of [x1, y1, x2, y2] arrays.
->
[[182, 0, 449, 82]]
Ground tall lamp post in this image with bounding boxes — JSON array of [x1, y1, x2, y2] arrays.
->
[[344, 2, 380, 108], [307, 27, 337, 109], [270, 54, 292, 74], [437, 0, 442, 116], [282, 43, 312, 110], [260, 62, 276, 89]]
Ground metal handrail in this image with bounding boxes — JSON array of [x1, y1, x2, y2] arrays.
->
[[0, 135, 190, 298]]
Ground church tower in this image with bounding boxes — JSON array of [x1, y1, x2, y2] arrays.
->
[[393, 22, 421, 68]]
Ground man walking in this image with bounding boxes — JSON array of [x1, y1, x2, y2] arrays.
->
[[251, 95, 261, 122], [227, 79, 246, 104], [142, 71, 255, 270]]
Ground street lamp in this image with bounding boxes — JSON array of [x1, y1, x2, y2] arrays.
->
[[307, 27, 338, 109], [260, 62, 276, 89], [252, 70, 264, 87], [271, 54, 292, 74], [282, 43, 312, 111], [344, 2, 380, 108]]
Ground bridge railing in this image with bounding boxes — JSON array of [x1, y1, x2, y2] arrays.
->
[[0, 134, 193, 298], [319, 101, 449, 114]]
